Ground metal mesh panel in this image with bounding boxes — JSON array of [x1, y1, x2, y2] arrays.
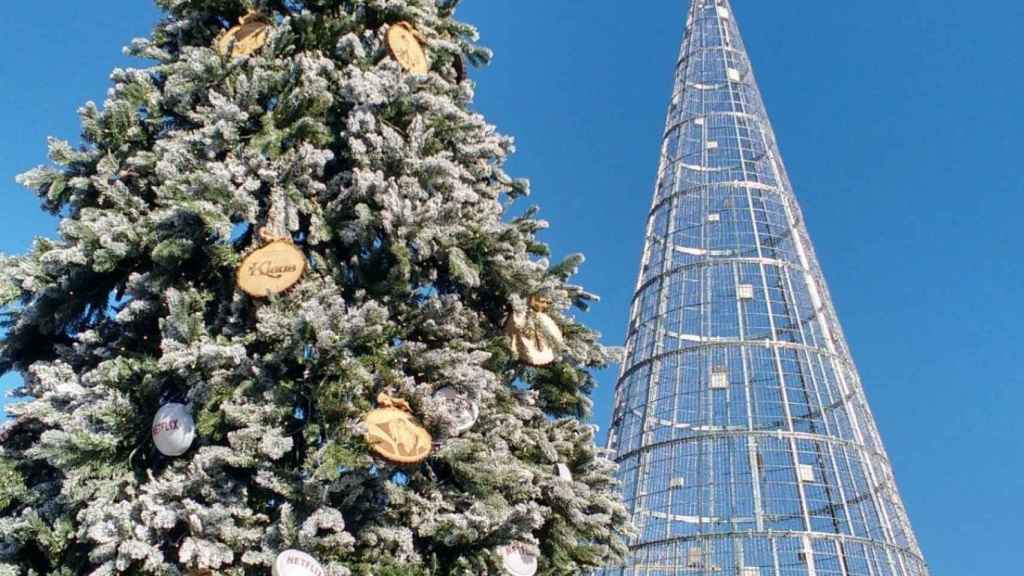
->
[[599, 2, 928, 574]]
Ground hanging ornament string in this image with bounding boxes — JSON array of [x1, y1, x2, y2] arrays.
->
[[237, 228, 307, 298]]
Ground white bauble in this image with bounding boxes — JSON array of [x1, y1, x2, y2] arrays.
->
[[499, 544, 538, 576], [151, 403, 196, 457], [273, 550, 325, 576], [433, 387, 479, 434], [555, 463, 574, 483]]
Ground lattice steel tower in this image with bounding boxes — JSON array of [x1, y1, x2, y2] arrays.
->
[[600, 1, 928, 575]]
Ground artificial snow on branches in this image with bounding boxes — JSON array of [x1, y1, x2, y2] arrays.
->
[[0, 1, 631, 574]]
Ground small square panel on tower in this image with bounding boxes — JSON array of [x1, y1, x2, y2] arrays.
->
[[706, 213, 721, 223], [737, 283, 755, 300], [798, 464, 816, 483], [710, 369, 729, 390], [727, 68, 742, 82], [718, 6, 731, 20]]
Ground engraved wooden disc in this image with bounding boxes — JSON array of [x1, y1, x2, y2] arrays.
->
[[365, 407, 433, 464], [216, 13, 272, 57], [387, 22, 429, 74], [236, 240, 306, 298]]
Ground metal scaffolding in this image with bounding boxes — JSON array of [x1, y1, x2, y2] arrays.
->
[[599, 2, 929, 575]]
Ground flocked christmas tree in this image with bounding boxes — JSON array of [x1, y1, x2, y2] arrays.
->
[[0, 1, 631, 574]]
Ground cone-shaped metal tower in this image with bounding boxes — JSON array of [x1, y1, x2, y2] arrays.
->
[[600, 2, 928, 575]]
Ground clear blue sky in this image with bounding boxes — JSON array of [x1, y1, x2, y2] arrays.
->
[[2, 1, 1022, 573]]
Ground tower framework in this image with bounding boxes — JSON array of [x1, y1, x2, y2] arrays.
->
[[600, 2, 928, 575]]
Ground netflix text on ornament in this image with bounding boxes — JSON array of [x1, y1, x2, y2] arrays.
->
[[152, 420, 180, 436], [285, 555, 324, 576]]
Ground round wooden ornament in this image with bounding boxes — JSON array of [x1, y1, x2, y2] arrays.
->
[[273, 550, 325, 576], [365, 393, 433, 464], [236, 231, 306, 298], [387, 21, 429, 74], [216, 12, 272, 57], [499, 544, 538, 576]]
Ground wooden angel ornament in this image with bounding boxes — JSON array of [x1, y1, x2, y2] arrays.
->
[[505, 295, 565, 366]]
